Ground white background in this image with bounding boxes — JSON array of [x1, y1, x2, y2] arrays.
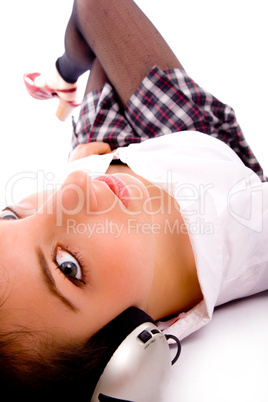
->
[[0, 0, 267, 207], [0, 1, 267, 401]]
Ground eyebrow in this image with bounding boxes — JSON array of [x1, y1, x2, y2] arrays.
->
[[37, 248, 77, 312]]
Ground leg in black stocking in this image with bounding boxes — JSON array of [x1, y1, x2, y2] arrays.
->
[[56, 1, 96, 83], [57, 0, 183, 105]]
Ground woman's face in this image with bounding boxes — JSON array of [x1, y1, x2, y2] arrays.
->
[[0, 171, 155, 345]]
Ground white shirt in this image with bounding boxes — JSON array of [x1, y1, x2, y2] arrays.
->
[[65, 132, 268, 340]]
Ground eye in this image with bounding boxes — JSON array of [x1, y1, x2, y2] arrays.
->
[[55, 246, 84, 285], [0, 209, 19, 220]]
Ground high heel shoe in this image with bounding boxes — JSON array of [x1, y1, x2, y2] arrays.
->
[[23, 72, 81, 121]]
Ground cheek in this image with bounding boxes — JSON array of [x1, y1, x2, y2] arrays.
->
[[92, 231, 155, 308]]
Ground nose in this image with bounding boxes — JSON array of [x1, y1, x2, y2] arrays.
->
[[59, 170, 98, 217]]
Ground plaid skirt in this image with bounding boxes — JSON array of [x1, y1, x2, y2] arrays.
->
[[71, 66, 266, 182]]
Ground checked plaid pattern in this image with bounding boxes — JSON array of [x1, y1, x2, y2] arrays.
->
[[71, 66, 266, 181]]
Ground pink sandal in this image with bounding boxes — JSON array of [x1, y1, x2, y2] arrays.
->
[[23, 72, 81, 121]]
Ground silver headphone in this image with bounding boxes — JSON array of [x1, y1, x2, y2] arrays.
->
[[90, 308, 181, 402]]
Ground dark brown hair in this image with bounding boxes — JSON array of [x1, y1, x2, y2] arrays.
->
[[0, 325, 111, 400], [0, 307, 152, 401]]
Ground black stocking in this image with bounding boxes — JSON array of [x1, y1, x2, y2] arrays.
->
[[55, 0, 182, 105], [56, 1, 95, 83]]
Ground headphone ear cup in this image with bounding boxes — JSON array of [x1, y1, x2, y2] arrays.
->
[[91, 307, 181, 402], [87, 307, 156, 400]]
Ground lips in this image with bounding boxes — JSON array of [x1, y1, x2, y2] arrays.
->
[[94, 175, 129, 208]]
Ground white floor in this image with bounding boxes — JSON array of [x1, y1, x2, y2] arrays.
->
[[167, 290, 268, 402], [1, 1, 267, 400]]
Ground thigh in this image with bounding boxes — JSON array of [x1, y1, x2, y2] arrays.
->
[[76, 0, 183, 105]]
